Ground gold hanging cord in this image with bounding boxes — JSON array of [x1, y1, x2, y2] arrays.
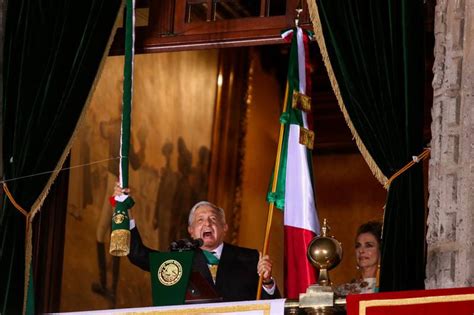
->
[[384, 148, 431, 189], [2, 183, 34, 315]]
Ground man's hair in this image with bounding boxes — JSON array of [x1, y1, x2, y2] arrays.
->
[[188, 201, 226, 226], [356, 221, 382, 247]]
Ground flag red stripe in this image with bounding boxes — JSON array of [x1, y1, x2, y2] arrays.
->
[[284, 225, 317, 298]]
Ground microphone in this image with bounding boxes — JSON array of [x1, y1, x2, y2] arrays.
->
[[190, 238, 204, 248], [179, 238, 202, 249], [169, 238, 203, 251], [169, 239, 186, 251]]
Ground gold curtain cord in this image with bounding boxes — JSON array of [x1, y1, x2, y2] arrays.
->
[[3, 182, 34, 315], [3, 183, 29, 217], [0, 157, 119, 185], [2, 183, 33, 249], [384, 148, 431, 189]]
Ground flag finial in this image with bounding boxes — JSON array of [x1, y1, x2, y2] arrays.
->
[[295, 0, 303, 27]]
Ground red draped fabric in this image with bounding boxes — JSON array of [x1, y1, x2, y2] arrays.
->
[[347, 287, 474, 315]]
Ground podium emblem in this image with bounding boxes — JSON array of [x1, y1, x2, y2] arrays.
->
[[158, 259, 183, 286]]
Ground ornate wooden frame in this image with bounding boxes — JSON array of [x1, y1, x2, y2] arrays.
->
[[207, 48, 250, 244]]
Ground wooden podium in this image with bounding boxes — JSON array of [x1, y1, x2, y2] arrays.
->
[[185, 271, 222, 304]]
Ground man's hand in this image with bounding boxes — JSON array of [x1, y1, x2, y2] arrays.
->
[[114, 182, 130, 197], [258, 252, 274, 287], [113, 183, 133, 219]]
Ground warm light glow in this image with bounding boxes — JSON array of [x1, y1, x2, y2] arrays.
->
[[217, 73, 223, 87]]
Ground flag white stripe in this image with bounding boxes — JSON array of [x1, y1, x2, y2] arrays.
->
[[281, 29, 293, 40], [301, 110, 309, 129], [284, 125, 320, 233], [296, 27, 306, 94]]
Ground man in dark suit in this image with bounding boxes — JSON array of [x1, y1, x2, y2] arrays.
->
[[126, 199, 280, 301]]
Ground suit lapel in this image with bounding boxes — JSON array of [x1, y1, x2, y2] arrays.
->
[[215, 243, 234, 291], [193, 248, 215, 287]]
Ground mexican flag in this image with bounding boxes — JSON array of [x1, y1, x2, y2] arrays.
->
[[267, 27, 321, 299]]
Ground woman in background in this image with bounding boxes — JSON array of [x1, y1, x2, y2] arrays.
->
[[335, 221, 382, 296]]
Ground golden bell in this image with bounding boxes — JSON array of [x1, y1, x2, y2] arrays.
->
[[306, 219, 343, 286], [299, 219, 343, 308]]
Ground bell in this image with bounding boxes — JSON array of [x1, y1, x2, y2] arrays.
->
[[307, 219, 343, 286], [299, 219, 343, 308]]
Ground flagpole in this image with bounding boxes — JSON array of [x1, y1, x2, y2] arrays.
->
[[256, 82, 290, 300]]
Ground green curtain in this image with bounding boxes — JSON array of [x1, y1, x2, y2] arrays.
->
[[314, 0, 426, 291], [0, 0, 5, 180], [1, 0, 121, 313]]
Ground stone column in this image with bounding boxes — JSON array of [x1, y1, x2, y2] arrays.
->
[[426, 0, 474, 288]]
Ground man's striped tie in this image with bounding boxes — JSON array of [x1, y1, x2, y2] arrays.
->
[[203, 250, 219, 283]]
